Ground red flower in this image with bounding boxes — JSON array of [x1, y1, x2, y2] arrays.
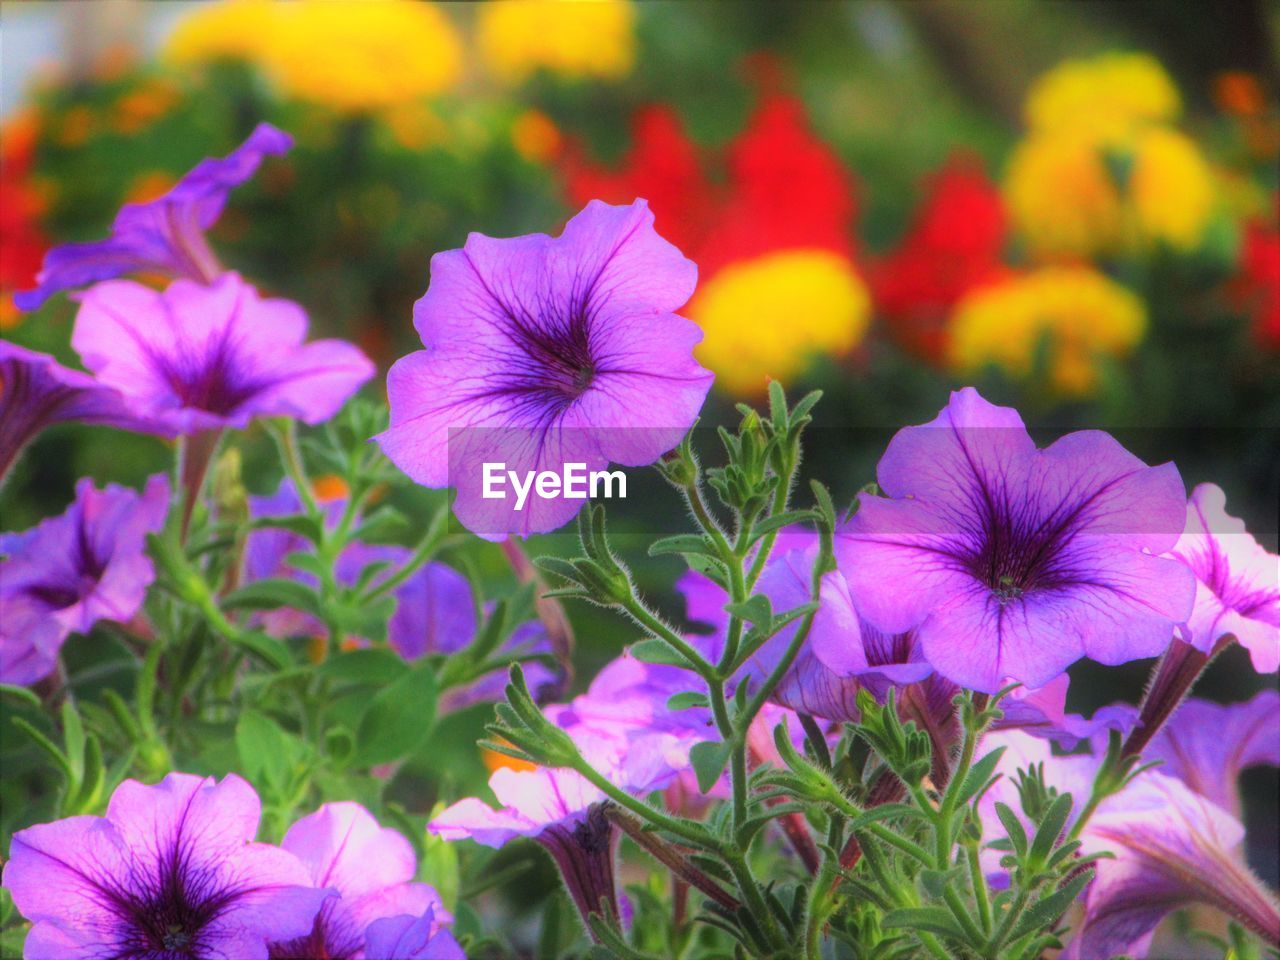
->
[[1237, 218, 1280, 350], [0, 114, 49, 325], [560, 105, 713, 260], [560, 81, 858, 277], [870, 154, 1008, 362]]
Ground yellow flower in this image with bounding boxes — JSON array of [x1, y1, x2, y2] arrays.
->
[[947, 267, 1146, 397], [1026, 52, 1181, 139], [1005, 127, 1215, 257], [689, 250, 870, 396], [165, 0, 276, 64], [1005, 131, 1122, 258], [478, 0, 636, 85], [267, 1, 463, 111], [167, 0, 463, 112], [1129, 127, 1215, 252]]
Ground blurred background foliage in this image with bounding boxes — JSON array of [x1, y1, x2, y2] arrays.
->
[[2, 0, 1278, 936]]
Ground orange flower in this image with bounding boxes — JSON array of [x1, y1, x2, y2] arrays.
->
[[1214, 71, 1266, 118], [511, 109, 562, 164]]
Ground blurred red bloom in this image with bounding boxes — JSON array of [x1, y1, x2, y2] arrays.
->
[[1237, 218, 1280, 350], [870, 155, 1008, 362], [560, 105, 713, 257], [0, 114, 50, 326], [560, 85, 858, 275]]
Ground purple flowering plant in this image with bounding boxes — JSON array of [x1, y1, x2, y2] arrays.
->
[[3, 124, 1278, 960]]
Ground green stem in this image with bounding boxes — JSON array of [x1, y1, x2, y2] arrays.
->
[[268, 420, 319, 517], [744, 449, 795, 589], [570, 760, 715, 850], [363, 510, 447, 601], [620, 596, 716, 677], [967, 841, 993, 934]]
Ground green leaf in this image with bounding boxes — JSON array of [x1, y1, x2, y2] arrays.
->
[[689, 740, 732, 794], [351, 507, 408, 543], [10, 718, 72, 778], [630, 639, 694, 668], [236, 709, 306, 793], [748, 511, 818, 543], [648, 535, 715, 558], [667, 692, 708, 711], [0, 684, 42, 708], [955, 746, 1006, 806], [354, 664, 438, 767], [222, 578, 323, 616], [318, 648, 409, 685], [60, 701, 86, 783], [882, 907, 968, 940], [994, 801, 1028, 855], [1010, 869, 1093, 941], [332, 595, 397, 643], [283, 551, 330, 580], [250, 514, 324, 542], [67, 735, 106, 814], [1029, 792, 1074, 867], [231, 629, 292, 670], [724, 594, 771, 625]]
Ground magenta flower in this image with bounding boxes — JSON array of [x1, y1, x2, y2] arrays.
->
[[1168, 483, 1279, 672], [375, 199, 713, 538], [837, 387, 1197, 693], [681, 543, 1089, 745], [16, 123, 292, 310], [1142, 691, 1280, 817], [0, 341, 167, 481], [0, 474, 169, 685], [982, 730, 1280, 958], [269, 803, 449, 960], [71, 274, 373, 434], [431, 717, 692, 930], [363, 906, 463, 960], [1, 773, 330, 960]]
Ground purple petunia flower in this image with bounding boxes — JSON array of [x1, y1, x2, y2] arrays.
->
[[837, 387, 1197, 694], [0, 341, 167, 481], [1, 772, 331, 960], [362, 905, 464, 960], [981, 729, 1280, 958], [376, 199, 714, 538], [269, 802, 450, 960], [72, 273, 373, 434], [680, 541, 1094, 748], [0, 474, 169, 685], [1141, 690, 1279, 818], [431, 705, 694, 930], [1168, 483, 1279, 672], [16, 123, 293, 311]]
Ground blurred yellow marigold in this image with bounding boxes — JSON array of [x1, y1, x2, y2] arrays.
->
[[689, 250, 869, 397], [165, 0, 274, 64], [1005, 126, 1215, 257], [168, 0, 463, 112], [947, 266, 1146, 397], [1026, 52, 1181, 138], [478, 0, 636, 84], [269, 1, 463, 111]]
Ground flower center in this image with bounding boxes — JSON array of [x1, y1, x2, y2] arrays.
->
[[162, 926, 193, 951]]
